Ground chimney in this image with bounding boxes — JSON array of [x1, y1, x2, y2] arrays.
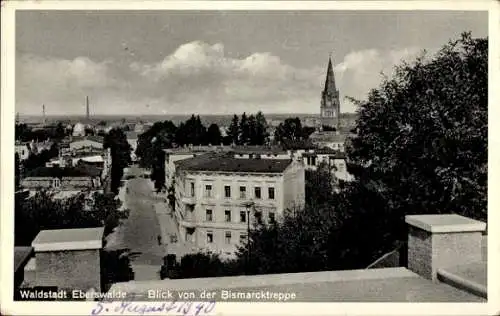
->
[[42, 104, 46, 125], [86, 96, 90, 121], [405, 214, 486, 281]]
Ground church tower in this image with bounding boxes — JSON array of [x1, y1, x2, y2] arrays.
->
[[320, 56, 340, 130]]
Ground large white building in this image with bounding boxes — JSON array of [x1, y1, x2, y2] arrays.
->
[[171, 153, 305, 258]]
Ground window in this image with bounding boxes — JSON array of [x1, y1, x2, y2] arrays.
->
[[255, 211, 263, 225], [207, 232, 213, 243], [240, 211, 246, 223], [254, 187, 261, 199], [225, 210, 231, 222], [337, 162, 345, 172], [311, 156, 317, 165], [269, 212, 275, 224], [206, 209, 213, 222], [53, 178, 61, 188], [268, 187, 275, 200], [189, 182, 195, 197], [240, 234, 247, 244], [205, 184, 213, 198], [239, 186, 246, 199], [225, 231, 231, 244], [224, 185, 231, 198]]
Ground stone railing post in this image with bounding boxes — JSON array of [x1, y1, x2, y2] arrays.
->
[[405, 214, 486, 281]]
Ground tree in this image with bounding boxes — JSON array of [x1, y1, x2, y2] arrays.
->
[[274, 117, 307, 146], [239, 113, 250, 145], [136, 120, 177, 168], [22, 143, 59, 174], [254, 111, 269, 145], [346, 32, 487, 246], [206, 123, 222, 146], [15, 190, 128, 246], [151, 143, 166, 193], [305, 162, 337, 206], [176, 115, 207, 146], [104, 128, 132, 195], [226, 115, 240, 145], [302, 126, 316, 139]]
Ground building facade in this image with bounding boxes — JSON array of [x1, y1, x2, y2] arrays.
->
[[302, 149, 354, 182], [172, 154, 305, 258]]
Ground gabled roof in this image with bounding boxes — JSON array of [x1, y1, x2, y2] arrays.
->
[[309, 131, 348, 142], [176, 153, 292, 174], [230, 145, 287, 155]]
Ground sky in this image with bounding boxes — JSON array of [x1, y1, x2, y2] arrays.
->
[[16, 10, 488, 116]]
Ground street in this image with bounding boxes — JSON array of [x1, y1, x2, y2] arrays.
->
[[107, 165, 165, 281]]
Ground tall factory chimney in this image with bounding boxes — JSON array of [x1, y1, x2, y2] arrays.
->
[[42, 104, 46, 125], [86, 96, 90, 121]]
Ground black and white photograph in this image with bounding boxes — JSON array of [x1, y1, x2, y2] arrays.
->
[[1, 1, 497, 315]]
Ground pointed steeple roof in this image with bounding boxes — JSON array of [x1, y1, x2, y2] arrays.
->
[[323, 55, 337, 94]]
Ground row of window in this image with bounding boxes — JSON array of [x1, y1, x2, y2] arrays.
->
[[188, 183, 275, 200], [205, 209, 275, 224], [205, 231, 247, 245]]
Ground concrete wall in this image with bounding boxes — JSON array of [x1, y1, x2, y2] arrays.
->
[[34, 249, 101, 291], [282, 161, 305, 211]]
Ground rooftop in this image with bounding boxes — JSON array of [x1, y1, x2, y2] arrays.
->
[[125, 131, 140, 140], [24, 165, 101, 178], [309, 131, 349, 142], [230, 145, 287, 154], [62, 135, 104, 144], [32, 227, 104, 252], [109, 267, 484, 302], [175, 153, 293, 174]]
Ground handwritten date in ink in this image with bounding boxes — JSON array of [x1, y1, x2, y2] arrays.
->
[[90, 300, 216, 316]]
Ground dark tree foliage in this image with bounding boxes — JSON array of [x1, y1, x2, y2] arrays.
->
[[346, 32, 487, 244], [22, 143, 59, 174], [239, 112, 250, 145], [302, 126, 317, 139], [305, 163, 337, 206], [151, 145, 166, 193], [101, 249, 134, 292], [104, 128, 132, 195], [15, 124, 67, 142], [15, 190, 126, 246], [136, 120, 177, 168], [176, 115, 207, 146], [169, 253, 241, 279], [206, 123, 222, 146], [254, 111, 270, 145], [226, 115, 240, 145]]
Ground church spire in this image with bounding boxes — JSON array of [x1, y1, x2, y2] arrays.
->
[[323, 55, 337, 94]]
